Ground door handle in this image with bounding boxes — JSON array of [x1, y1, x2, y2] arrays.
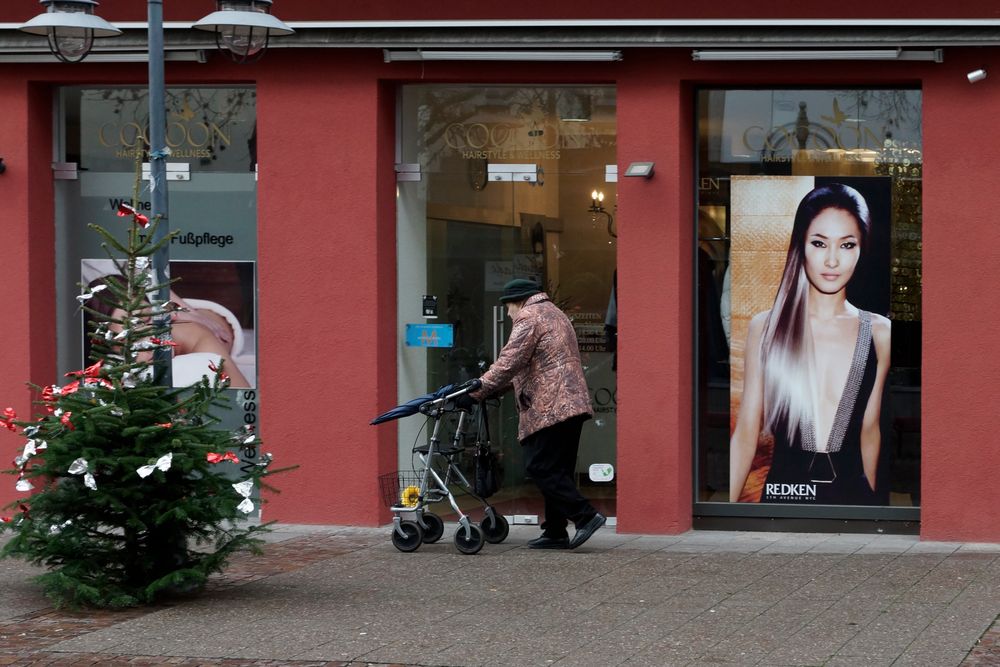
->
[[491, 305, 506, 361]]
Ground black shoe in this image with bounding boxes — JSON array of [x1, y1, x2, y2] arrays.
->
[[569, 513, 606, 550], [527, 535, 569, 549]]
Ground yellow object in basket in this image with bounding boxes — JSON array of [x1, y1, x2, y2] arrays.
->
[[401, 485, 420, 507]]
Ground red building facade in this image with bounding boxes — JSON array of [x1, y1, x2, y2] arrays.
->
[[1, 0, 998, 541]]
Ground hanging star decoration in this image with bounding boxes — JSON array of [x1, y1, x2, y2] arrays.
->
[[232, 479, 254, 514], [48, 519, 72, 535], [136, 452, 173, 478], [13, 439, 45, 467], [76, 282, 108, 303], [0, 407, 17, 432], [207, 360, 230, 386], [67, 457, 98, 490], [149, 337, 177, 348], [59, 412, 75, 431], [116, 201, 150, 228], [232, 425, 257, 447]]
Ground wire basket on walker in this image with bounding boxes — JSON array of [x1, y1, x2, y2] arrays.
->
[[371, 378, 509, 555]]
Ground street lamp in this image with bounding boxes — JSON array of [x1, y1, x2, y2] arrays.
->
[[18, 1, 292, 384], [17, 1, 121, 63], [18, 0, 293, 64], [193, 0, 294, 63]]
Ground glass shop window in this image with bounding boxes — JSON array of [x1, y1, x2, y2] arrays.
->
[[695, 89, 922, 513]]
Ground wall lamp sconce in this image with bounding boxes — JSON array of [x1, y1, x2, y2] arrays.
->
[[193, 0, 294, 64], [623, 161, 655, 178], [383, 49, 623, 63], [18, 0, 293, 64], [968, 68, 988, 83], [0, 157, 6, 175], [589, 190, 616, 240], [18, 0, 121, 63], [692, 48, 943, 63]]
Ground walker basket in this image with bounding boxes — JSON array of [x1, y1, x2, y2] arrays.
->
[[379, 471, 424, 509]]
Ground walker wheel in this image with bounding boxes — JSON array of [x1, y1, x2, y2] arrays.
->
[[391, 520, 423, 552], [420, 512, 445, 543], [454, 523, 485, 555], [480, 512, 510, 544]]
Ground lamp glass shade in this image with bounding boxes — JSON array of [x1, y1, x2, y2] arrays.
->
[[219, 0, 266, 56], [49, 24, 94, 61], [18, 0, 120, 62], [193, 0, 293, 62], [50, 4, 91, 60]]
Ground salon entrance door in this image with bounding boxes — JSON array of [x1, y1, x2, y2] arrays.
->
[[396, 84, 618, 524]]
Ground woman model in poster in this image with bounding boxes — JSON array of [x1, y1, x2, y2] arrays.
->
[[729, 183, 891, 504]]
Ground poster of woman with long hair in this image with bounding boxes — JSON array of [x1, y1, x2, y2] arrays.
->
[[729, 176, 892, 505]]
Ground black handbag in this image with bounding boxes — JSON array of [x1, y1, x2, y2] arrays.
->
[[473, 405, 503, 499]]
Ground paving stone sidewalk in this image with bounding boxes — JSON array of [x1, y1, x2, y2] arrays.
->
[[2, 524, 999, 666]]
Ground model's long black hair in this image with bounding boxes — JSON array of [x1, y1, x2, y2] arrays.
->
[[760, 183, 871, 443]]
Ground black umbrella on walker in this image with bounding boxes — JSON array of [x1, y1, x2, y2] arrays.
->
[[370, 378, 482, 425], [369, 383, 459, 425]]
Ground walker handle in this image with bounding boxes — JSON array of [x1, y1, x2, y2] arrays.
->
[[419, 379, 482, 415]]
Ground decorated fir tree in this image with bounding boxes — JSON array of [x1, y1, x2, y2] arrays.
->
[[0, 182, 282, 608]]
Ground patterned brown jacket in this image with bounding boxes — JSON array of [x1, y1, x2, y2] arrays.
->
[[473, 293, 592, 441]]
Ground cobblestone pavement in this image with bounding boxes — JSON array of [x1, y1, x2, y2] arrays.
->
[[2, 525, 999, 666]]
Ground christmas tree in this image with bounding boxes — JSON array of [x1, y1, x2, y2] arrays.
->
[[0, 175, 283, 608]]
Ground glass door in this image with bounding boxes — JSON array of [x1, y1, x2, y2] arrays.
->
[[397, 85, 617, 523]]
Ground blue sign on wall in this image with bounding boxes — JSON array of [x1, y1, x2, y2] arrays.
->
[[405, 323, 454, 348]]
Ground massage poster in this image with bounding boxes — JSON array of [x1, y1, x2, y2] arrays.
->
[[80, 258, 257, 390], [728, 176, 895, 506]]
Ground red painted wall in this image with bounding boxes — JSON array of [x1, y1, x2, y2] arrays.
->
[[0, 79, 55, 490], [615, 51, 694, 534], [921, 50, 1000, 541], [252, 50, 394, 524]]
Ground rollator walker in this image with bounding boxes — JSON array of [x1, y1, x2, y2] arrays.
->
[[371, 378, 509, 555]]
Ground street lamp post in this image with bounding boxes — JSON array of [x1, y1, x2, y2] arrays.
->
[[146, 0, 172, 384], [18, 0, 292, 385]]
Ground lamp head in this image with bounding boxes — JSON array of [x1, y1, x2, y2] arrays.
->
[[193, 0, 294, 64], [18, 0, 121, 63]]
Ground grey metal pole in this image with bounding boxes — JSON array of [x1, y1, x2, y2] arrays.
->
[[147, 0, 171, 386]]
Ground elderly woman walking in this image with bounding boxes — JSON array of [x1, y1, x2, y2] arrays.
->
[[466, 279, 606, 550]]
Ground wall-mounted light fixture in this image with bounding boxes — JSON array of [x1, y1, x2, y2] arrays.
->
[[193, 0, 294, 64], [17, 0, 121, 63], [383, 49, 623, 62], [623, 161, 655, 178], [18, 0, 291, 384], [691, 48, 943, 62], [589, 190, 616, 239], [967, 68, 988, 83], [19, 0, 293, 64]]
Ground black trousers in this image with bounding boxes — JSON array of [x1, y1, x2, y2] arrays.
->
[[521, 415, 596, 538]]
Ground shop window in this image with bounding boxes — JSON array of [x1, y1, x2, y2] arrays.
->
[[54, 87, 259, 434], [695, 89, 921, 515]]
